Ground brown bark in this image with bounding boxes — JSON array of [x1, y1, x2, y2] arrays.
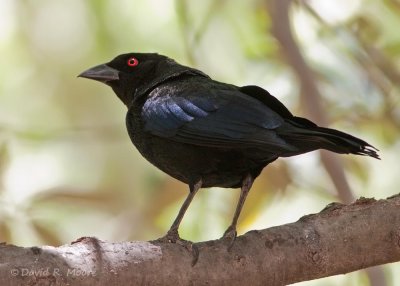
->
[[0, 195, 399, 286]]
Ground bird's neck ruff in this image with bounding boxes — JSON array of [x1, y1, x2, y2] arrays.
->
[[129, 64, 209, 108]]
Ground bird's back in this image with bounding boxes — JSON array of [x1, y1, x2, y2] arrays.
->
[[125, 76, 286, 187]]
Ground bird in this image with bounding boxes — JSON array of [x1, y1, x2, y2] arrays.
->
[[79, 52, 379, 246]]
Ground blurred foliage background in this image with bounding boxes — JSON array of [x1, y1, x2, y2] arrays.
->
[[0, 0, 399, 285]]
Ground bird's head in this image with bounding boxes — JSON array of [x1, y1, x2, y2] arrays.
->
[[79, 53, 206, 106]]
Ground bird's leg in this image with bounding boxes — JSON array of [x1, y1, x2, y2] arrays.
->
[[222, 174, 254, 249], [155, 179, 202, 266], [162, 179, 202, 242]]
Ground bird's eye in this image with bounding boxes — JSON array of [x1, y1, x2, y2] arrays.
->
[[127, 57, 139, 67]]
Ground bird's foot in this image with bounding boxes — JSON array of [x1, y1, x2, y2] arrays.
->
[[155, 228, 180, 243], [153, 229, 199, 266], [222, 225, 237, 251]]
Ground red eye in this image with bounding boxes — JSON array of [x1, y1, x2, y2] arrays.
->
[[127, 57, 139, 67]]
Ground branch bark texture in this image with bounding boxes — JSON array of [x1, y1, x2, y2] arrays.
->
[[0, 195, 399, 286]]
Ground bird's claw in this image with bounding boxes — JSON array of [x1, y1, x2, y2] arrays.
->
[[179, 240, 199, 266], [222, 225, 237, 251], [155, 229, 180, 243], [154, 229, 199, 266]]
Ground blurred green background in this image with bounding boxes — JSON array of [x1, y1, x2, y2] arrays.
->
[[0, 0, 399, 285]]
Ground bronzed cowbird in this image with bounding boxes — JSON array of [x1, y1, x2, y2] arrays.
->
[[79, 53, 379, 244]]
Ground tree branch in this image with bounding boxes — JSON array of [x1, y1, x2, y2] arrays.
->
[[1, 195, 399, 285]]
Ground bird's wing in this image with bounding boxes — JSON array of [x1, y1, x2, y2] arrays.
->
[[239, 85, 318, 128], [140, 84, 297, 152]]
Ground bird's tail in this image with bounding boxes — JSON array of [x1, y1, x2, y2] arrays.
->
[[277, 120, 380, 159]]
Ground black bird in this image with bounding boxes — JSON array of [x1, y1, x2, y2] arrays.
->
[[79, 53, 379, 244]]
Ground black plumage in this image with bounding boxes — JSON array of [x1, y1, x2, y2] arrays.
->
[[79, 53, 379, 243]]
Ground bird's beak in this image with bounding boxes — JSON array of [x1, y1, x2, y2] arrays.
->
[[78, 64, 119, 84]]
